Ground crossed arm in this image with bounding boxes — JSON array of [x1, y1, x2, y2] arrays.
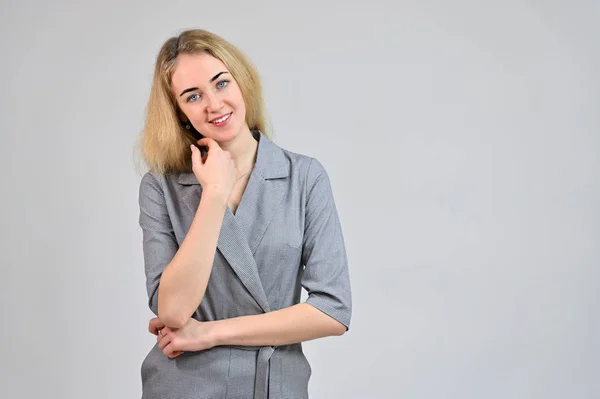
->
[[150, 303, 346, 358]]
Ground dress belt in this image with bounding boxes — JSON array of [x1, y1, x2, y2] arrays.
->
[[230, 345, 275, 399]]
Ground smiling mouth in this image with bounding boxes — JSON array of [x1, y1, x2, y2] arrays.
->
[[210, 112, 232, 124]]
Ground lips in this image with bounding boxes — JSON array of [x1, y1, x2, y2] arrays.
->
[[209, 112, 232, 124]]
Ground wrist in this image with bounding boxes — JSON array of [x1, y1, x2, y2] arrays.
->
[[210, 319, 231, 347], [187, 321, 220, 351], [201, 187, 229, 206]]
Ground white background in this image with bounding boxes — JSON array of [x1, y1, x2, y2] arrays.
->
[[1, 1, 599, 398]]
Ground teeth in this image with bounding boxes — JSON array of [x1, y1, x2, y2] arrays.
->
[[213, 113, 231, 124]]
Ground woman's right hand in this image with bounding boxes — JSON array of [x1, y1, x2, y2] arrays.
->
[[190, 138, 237, 203]]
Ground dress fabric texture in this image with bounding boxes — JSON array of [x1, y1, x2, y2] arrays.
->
[[138, 130, 352, 399]]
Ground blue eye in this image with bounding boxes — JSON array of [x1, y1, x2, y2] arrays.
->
[[187, 93, 201, 102], [217, 80, 229, 89]]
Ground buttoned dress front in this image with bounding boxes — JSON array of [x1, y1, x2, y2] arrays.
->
[[138, 130, 352, 399]]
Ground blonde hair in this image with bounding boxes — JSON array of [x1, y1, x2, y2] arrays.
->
[[136, 29, 271, 175]]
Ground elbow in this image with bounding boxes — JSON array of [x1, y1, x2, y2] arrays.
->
[[154, 285, 199, 329], [331, 321, 347, 336], [157, 296, 193, 329], [324, 313, 347, 336], [158, 308, 190, 329]]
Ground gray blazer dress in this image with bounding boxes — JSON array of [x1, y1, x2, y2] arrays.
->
[[138, 130, 352, 399]]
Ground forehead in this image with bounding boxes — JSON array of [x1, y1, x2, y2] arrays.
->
[[171, 52, 228, 90]]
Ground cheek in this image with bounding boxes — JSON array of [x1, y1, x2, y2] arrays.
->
[[236, 100, 246, 116], [230, 86, 246, 110], [184, 106, 205, 122], [235, 103, 246, 125], [234, 96, 246, 117]]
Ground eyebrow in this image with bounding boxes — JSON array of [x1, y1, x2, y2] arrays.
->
[[179, 71, 229, 97]]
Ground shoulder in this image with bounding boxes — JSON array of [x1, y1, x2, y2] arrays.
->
[[264, 132, 333, 192], [268, 147, 336, 209], [139, 170, 170, 190], [274, 143, 329, 182], [139, 171, 162, 193], [281, 147, 330, 189], [273, 145, 341, 218], [138, 170, 183, 197]]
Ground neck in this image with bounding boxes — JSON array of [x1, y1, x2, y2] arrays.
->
[[219, 125, 258, 173]]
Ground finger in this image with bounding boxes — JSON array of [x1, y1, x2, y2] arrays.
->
[[196, 137, 220, 151], [190, 145, 203, 168], [150, 318, 165, 333], [162, 338, 175, 354], [163, 342, 181, 358], [156, 326, 170, 341], [149, 318, 165, 335], [149, 317, 165, 329], [158, 333, 171, 351]]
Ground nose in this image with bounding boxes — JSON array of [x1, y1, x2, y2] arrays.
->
[[205, 92, 224, 113]]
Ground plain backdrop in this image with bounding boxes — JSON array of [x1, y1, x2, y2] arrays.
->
[[1, 1, 599, 398]]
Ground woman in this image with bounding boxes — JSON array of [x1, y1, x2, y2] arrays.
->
[[137, 28, 352, 399]]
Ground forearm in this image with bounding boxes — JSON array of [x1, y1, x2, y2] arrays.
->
[[158, 190, 227, 328], [213, 303, 346, 347]]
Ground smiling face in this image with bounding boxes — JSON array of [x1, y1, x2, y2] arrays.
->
[[171, 52, 249, 143]]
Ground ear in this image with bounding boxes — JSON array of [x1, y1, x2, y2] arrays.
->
[[177, 114, 190, 129]]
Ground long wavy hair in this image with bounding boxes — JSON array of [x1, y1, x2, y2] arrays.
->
[[136, 29, 271, 175]]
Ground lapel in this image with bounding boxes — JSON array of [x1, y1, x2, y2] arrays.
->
[[177, 130, 289, 313]]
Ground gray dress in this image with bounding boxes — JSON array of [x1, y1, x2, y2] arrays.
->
[[138, 130, 352, 399]]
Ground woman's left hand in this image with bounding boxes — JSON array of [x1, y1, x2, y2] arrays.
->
[[148, 317, 217, 358]]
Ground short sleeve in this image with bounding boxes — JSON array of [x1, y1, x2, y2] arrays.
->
[[138, 172, 179, 316], [301, 158, 352, 330]]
